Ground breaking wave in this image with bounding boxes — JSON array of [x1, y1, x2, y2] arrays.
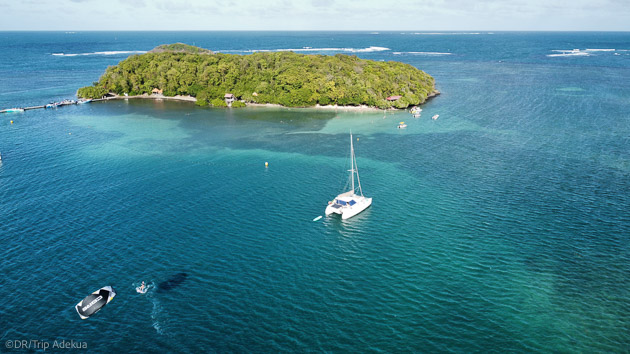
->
[[548, 48, 622, 57], [219, 46, 390, 54], [52, 47, 395, 58], [393, 51, 452, 56], [404, 32, 485, 35], [52, 50, 147, 57], [547, 49, 590, 57]]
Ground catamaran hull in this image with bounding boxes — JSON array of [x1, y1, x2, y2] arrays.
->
[[325, 197, 372, 219], [341, 198, 372, 219]]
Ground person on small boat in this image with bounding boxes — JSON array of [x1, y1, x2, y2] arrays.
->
[[138, 281, 145, 292]]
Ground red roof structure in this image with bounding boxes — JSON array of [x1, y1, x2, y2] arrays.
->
[[386, 95, 402, 101]]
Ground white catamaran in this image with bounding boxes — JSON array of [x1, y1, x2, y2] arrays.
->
[[325, 133, 372, 219]]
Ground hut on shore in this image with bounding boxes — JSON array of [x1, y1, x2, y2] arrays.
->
[[152, 88, 163, 95], [224, 93, 235, 106]]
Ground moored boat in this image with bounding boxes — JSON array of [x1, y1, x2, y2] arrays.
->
[[410, 106, 422, 114], [325, 133, 372, 220], [59, 99, 76, 106]]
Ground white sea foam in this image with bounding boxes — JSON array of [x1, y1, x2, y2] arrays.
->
[[148, 284, 165, 335], [220, 46, 390, 54], [52, 50, 147, 57], [151, 297, 164, 335], [408, 32, 483, 35], [547, 49, 590, 57], [393, 51, 452, 56], [547, 52, 590, 57], [548, 48, 619, 57]]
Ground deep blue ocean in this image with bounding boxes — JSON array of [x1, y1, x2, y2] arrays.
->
[[1, 32, 629, 352]]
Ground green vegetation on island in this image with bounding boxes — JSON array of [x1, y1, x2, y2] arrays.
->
[[148, 43, 213, 54], [78, 44, 437, 109]]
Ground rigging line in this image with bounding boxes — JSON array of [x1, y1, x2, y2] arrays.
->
[[354, 146, 364, 196], [334, 149, 352, 194]]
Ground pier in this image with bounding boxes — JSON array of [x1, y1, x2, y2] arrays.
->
[[0, 99, 95, 114], [24, 105, 45, 111]]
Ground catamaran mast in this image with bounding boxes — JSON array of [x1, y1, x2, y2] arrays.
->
[[354, 142, 363, 197], [350, 133, 355, 193], [349, 132, 364, 197]]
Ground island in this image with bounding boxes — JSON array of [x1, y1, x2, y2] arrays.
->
[[78, 43, 438, 109]]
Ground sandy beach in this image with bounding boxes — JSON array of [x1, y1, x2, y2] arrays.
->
[[101, 94, 386, 111], [245, 102, 383, 111], [97, 92, 439, 111]]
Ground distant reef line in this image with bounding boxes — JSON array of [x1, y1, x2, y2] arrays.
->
[[78, 43, 439, 109]]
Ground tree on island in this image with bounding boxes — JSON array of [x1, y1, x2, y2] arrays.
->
[[78, 44, 437, 109]]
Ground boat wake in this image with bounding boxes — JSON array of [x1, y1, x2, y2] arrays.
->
[[133, 281, 165, 335], [150, 296, 165, 335]]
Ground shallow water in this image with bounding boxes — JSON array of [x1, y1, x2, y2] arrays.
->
[[1, 31, 629, 352]]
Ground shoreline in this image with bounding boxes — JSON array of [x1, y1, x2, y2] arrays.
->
[[98, 93, 197, 102], [245, 102, 384, 112], [96, 90, 440, 111]]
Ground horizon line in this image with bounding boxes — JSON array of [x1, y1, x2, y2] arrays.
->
[[2, 29, 630, 33]]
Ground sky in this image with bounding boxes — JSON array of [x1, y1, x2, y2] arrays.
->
[[0, 0, 629, 31]]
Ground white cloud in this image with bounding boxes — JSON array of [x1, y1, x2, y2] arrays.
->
[[0, 0, 629, 30]]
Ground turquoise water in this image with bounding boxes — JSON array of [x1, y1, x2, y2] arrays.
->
[[1, 32, 629, 352]]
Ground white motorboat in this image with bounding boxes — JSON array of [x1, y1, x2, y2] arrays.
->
[[325, 133, 372, 220], [432, 114, 439, 120]]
